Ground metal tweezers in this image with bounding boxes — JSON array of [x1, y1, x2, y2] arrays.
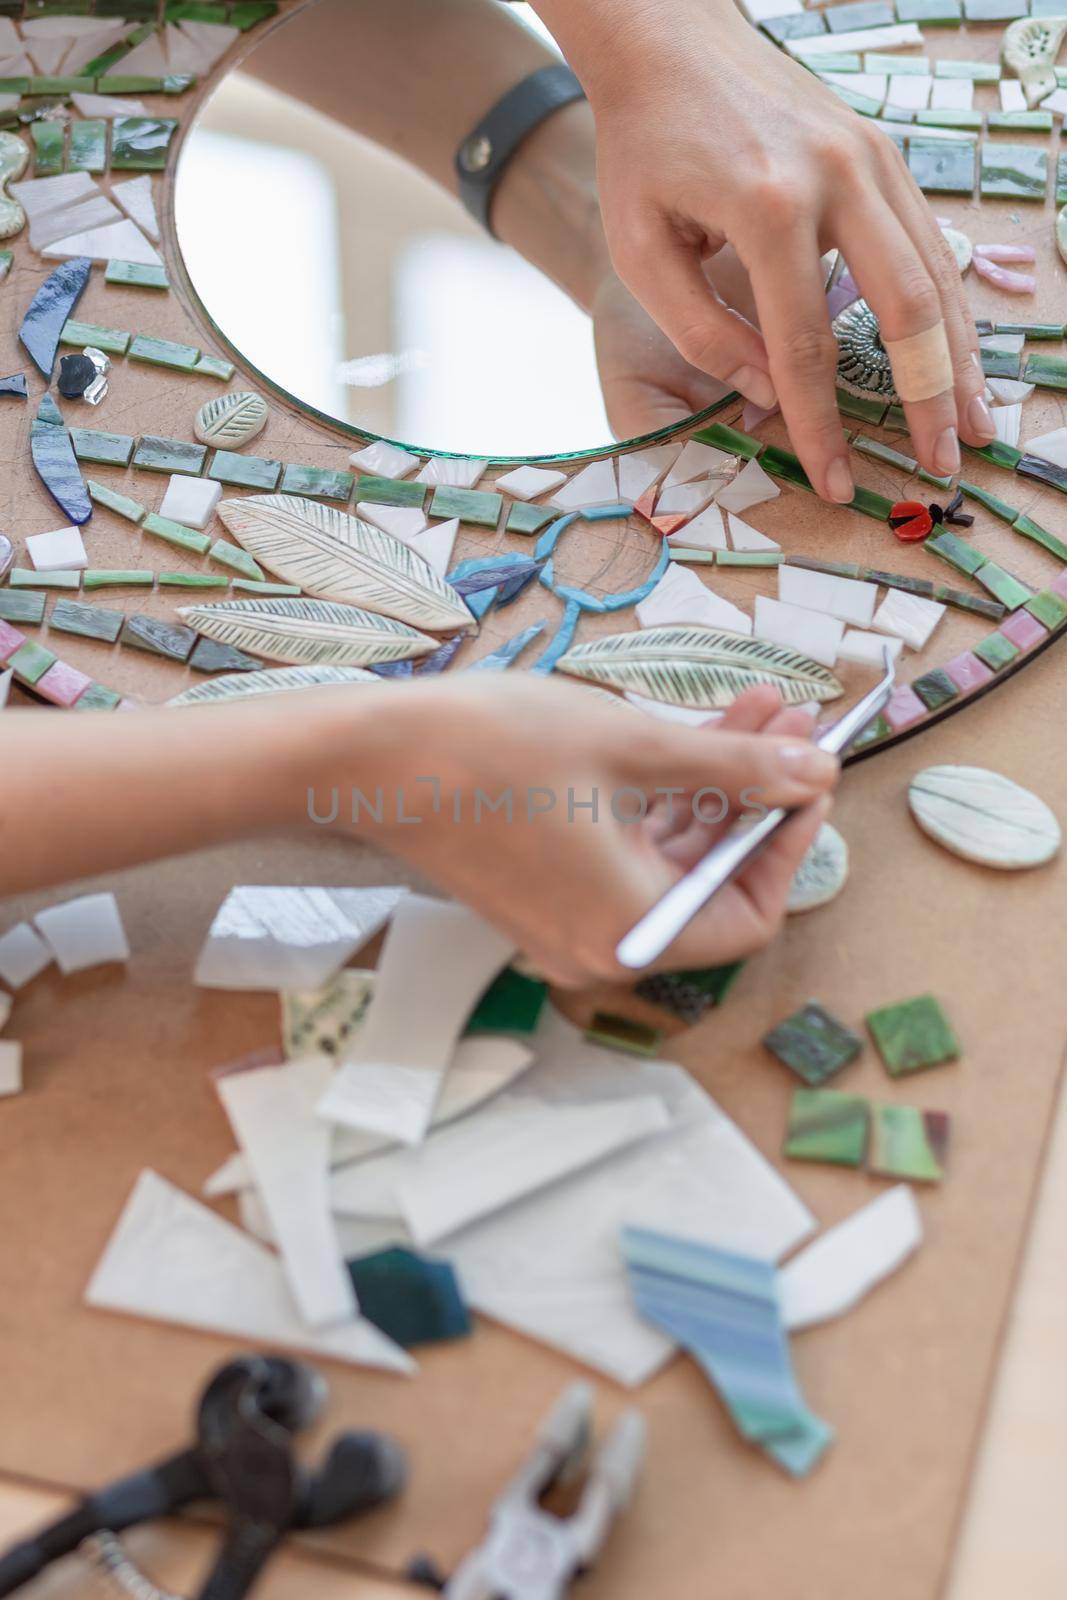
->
[[616, 651, 896, 970]]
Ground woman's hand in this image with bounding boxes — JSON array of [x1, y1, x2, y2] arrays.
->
[[534, 0, 996, 501], [327, 674, 838, 988]]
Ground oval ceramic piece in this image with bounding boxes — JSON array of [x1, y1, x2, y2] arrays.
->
[[0, 132, 29, 240], [909, 764, 1061, 869], [941, 226, 973, 275], [787, 823, 850, 913], [833, 299, 898, 403], [1002, 15, 1067, 108], [195, 390, 269, 448]]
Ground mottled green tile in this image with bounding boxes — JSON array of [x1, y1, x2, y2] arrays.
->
[[762, 10, 828, 41], [974, 561, 1032, 610], [987, 110, 1054, 132], [763, 1002, 862, 1086], [1012, 513, 1067, 563], [1025, 588, 1067, 629], [1023, 353, 1067, 391], [207, 450, 281, 491], [83, 570, 153, 589], [930, 584, 1004, 620], [356, 475, 425, 507], [67, 118, 107, 174], [958, 479, 1020, 523], [966, 437, 1022, 470], [133, 436, 207, 475], [158, 571, 228, 589], [848, 485, 895, 520], [87, 478, 145, 523], [850, 435, 917, 473], [866, 993, 960, 1077], [141, 512, 211, 555], [73, 681, 122, 710], [121, 612, 197, 661], [996, 321, 1066, 339], [1058, 152, 1067, 208], [280, 463, 354, 501], [585, 1011, 662, 1058], [924, 528, 986, 577], [783, 1087, 869, 1167], [0, 589, 46, 624], [836, 389, 888, 425], [826, 82, 884, 115], [759, 444, 812, 490], [105, 259, 169, 290], [980, 142, 1047, 201], [128, 333, 200, 372], [110, 115, 178, 171], [908, 137, 976, 194], [506, 501, 555, 536], [429, 485, 503, 527], [9, 567, 78, 590], [50, 597, 124, 643], [30, 119, 64, 177], [974, 629, 1020, 670], [61, 320, 130, 357], [10, 638, 57, 684], [868, 1105, 948, 1182], [193, 353, 235, 381], [28, 77, 94, 96], [208, 538, 265, 580], [71, 429, 135, 467], [910, 668, 958, 710]]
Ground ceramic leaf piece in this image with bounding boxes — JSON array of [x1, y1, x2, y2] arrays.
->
[[908, 764, 1061, 868], [85, 1170, 415, 1374], [316, 895, 516, 1146], [548, 457, 618, 509], [780, 1186, 922, 1331], [558, 626, 842, 709], [1002, 15, 1067, 107], [714, 456, 780, 513], [636, 565, 752, 635], [787, 822, 850, 913], [216, 1055, 357, 1329], [194, 390, 269, 448], [44, 218, 162, 268], [110, 175, 160, 242], [727, 512, 780, 552], [195, 885, 407, 991], [754, 597, 844, 668], [177, 596, 437, 669], [167, 664, 378, 708], [217, 494, 471, 632], [19, 256, 91, 376]]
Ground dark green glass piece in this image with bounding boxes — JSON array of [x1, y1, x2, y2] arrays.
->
[[0, 589, 46, 624], [784, 1088, 869, 1167], [355, 475, 425, 507], [908, 138, 976, 195], [30, 120, 64, 176], [883, 404, 908, 432], [995, 322, 1065, 339], [974, 630, 1020, 671], [87, 478, 145, 522], [759, 445, 812, 491], [70, 428, 135, 466], [1016, 455, 1067, 495], [133, 436, 207, 474], [869, 1105, 948, 1182], [122, 612, 197, 662], [105, 259, 169, 290], [50, 598, 124, 643], [911, 668, 958, 710], [73, 682, 122, 710], [166, 0, 229, 17], [110, 116, 178, 171], [1023, 353, 1067, 391], [763, 1002, 862, 1086], [967, 438, 1022, 471], [506, 501, 556, 536], [848, 485, 894, 520], [924, 529, 986, 577], [980, 142, 1047, 201], [786, 555, 863, 579], [865, 569, 935, 598], [142, 512, 211, 555], [189, 636, 264, 673], [958, 479, 1019, 523], [207, 450, 282, 491], [429, 485, 503, 527], [633, 961, 744, 1024], [930, 585, 1004, 620], [347, 1247, 470, 1348], [128, 333, 200, 372], [62, 320, 131, 356], [229, 1, 281, 27], [1012, 513, 1067, 563], [586, 1011, 662, 1058], [974, 561, 1032, 610], [851, 712, 890, 751], [10, 638, 57, 684], [866, 993, 959, 1077], [68, 118, 107, 174], [1025, 589, 1067, 629], [279, 463, 354, 500], [690, 421, 762, 459], [836, 389, 888, 424], [465, 967, 548, 1036], [979, 348, 1023, 380]]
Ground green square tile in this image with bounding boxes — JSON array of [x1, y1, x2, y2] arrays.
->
[[865, 993, 960, 1077], [1023, 353, 1067, 391], [975, 562, 1032, 610], [280, 463, 354, 501], [783, 1088, 869, 1167], [908, 137, 976, 195], [128, 333, 200, 372], [61, 320, 131, 357], [868, 1105, 948, 1182], [193, 354, 236, 381], [506, 501, 556, 536], [464, 966, 548, 1036], [207, 450, 282, 490], [208, 538, 265, 580], [0, 589, 46, 624], [9, 638, 57, 684], [71, 429, 135, 467], [105, 259, 169, 290], [68, 118, 107, 173], [87, 479, 145, 523], [142, 512, 211, 555], [429, 485, 504, 528], [980, 142, 1048, 201], [974, 630, 1020, 671], [110, 116, 178, 171], [910, 668, 958, 710], [355, 476, 425, 508], [133, 436, 207, 475], [50, 598, 124, 643], [73, 682, 122, 710], [763, 1001, 862, 1086], [1025, 588, 1067, 629]]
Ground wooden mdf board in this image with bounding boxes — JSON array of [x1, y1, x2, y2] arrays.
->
[[2, 644, 1067, 1600]]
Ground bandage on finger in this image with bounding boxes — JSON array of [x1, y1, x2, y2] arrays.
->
[[883, 320, 953, 404]]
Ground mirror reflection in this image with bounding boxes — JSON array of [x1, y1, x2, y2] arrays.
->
[[175, 0, 734, 459]]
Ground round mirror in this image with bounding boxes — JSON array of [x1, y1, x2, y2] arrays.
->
[[175, 0, 729, 459]]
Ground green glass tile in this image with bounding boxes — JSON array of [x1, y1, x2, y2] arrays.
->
[[848, 485, 895, 519], [836, 389, 888, 424], [0, 250, 12, 280], [895, 0, 962, 20], [690, 421, 762, 459], [962, 0, 1026, 19], [1059, 152, 1067, 208], [87, 478, 145, 522], [67, 117, 107, 173], [0, 589, 46, 624], [28, 77, 94, 96], [1012, 513, 1067, 562], [61, 320, 130, 356], [966, 438, 1022, 471], [9, 567, 78, 590], [987, 111, 1054, 132], [158, 571, 228, 589], [128, 333, 200, 372], [0, 80, 29, 94], [930, 585, 1004, 620], [934, 58, 1001, 80], [788, 556, 864, 579], [208, 538, 265, 580], [883, 404, 908, 432], [142, 512, 211, 555], [99, 0, 163, 11], [975, 561, 1032, 609], [193, 354, 235, 381], [759, 444, 812, 491], [911, 668, 958, 710], [924, 528, 986, 577], [783, 1087, 869, 1167], [83, 570, 153, 589], [763, 1002, 862, 1087], [346, 1247, 470, 1348], [82, 42, 137, 79], [207, 450, 282, 491], [429, 485, 503, 527], [105, 259, 169, 290], [230, 579, 302, 596], [110, 116, 178, 171], [850, 435, 917, 473], [980, 142, 1047, 201], [30, 120, 64, 177], [229, 1, 281, 27], [915, 107, 983, 128], [851, 711, 890, 751], [280, 463, 354, 501], [908, 137, 976, 194], [122, 612, 197, 662], [73, 681, 121, 710], [1023, 353, 1067, 390], [879, 106, 914, 127], [668, 547, 716, 563], [465, 967, 548, 1036], [866, 993, 959, 1077], [864, 568, 936, 598], [506, 501, 555, 536], [9, 638, 56, 684], [585, 1011, 662, 1058], [974, 629, 1020, 670], [864, 53, 930, 74], [356, 475, 425, 508], [70, 429, 136, 468], [96, 76, 173, 94], [995, 322, 1065, 339], [1025, 588, 1067, 629], [50, 597, 123, 643], [715, 549, 783, 567], [133, 436, 207, 475], [958, 479, 1020, 523], [868, 1105, 948, 1182], [166, 0, 230, 18]]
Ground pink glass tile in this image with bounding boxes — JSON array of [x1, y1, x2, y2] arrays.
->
[[0, 618, 25, 663], [1051, 568, 1067, 601], [944, 652, 995, 692], [34, 658, 92, 708], [1000, 609, 1047, 651], [885, 684, 927, 731]]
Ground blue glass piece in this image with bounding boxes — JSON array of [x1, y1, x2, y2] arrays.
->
[[368, 659, 415, 678], [19, 257, 92, 378], [418, 633, 465, 674], [529, 598, 581, 675], [447, 554, 538, 589], [538, 560, 554, 590], [0, 371, 27, 400], [602, 539, 670, 611], [534, 512, 579, 561], [465, 588, 498, 621], [556, 584, 606, 612], [30, 394, 91, 524], [581, 501, 636, 521], [495, 563, 542, 607], [467, 622, 546, 672]]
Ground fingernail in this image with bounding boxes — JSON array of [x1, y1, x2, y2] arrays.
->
[[825, 458, 854, 504], [778, 742, 838, 784], [727, 365, 777, 410], [967, 393, 996, 441], [933, 425, 960, 476], [971, 351, 983, 372]]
